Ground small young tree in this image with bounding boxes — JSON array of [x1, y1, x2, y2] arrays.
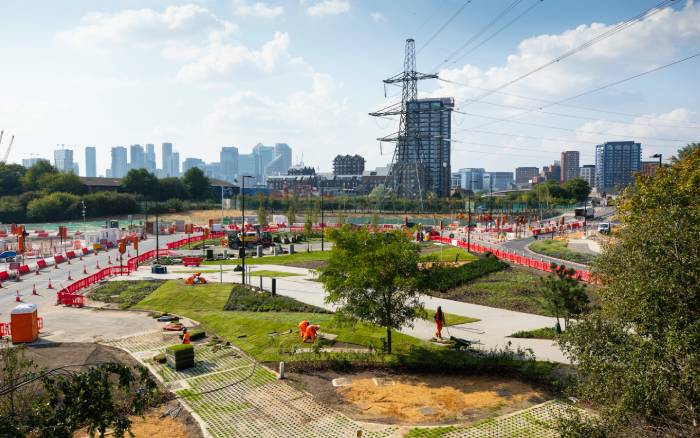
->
[[370, 213, 380, 230], [303, 215, 313, 251], [286, 203, 296, 225], [321, 228, 423, 353], [540, 263, 589, 332]]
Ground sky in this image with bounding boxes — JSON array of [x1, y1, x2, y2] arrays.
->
[[1, 0, 699, 176]]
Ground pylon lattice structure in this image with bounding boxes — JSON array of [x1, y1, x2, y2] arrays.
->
[[369, 38, 438, 206]]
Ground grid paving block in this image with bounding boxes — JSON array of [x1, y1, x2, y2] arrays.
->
[[157, 345, 252, 382], [103, 331, 180, 353]]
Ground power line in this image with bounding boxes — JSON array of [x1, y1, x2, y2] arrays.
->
[[459, 127, 605, 145], [463, 0, 677, 105], [417, 1, 473, 54], [449, 138, 595, 157]]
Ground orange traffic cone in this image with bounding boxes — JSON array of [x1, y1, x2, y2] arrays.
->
[[67, 257, 71, 265], [55, 262, 59, 269], [16, 290, 21, 302], [47, 278, 53, 289], [128, 251, 131, 258], [0, 280, 3, 288], [80, 255, 83, 261], [33, 284, 38, 295], [67, 271, 72, 281], [108, 256, 112, 265], [83, 265, 88, 275], [96, 260, 100, 269], [36, 266, 41, 275]]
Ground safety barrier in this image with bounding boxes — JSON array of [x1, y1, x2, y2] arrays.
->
[[165, 232, 226, 250], [82, 247, 89, 255], [54, 254, 65, 264], [0, 271, 9, 281], [36, 259, 48, 269], [0, 318, 42, 337], [66, 251, 76, 259], [18, 265, 31, 275], [431, 236, 595, 283]]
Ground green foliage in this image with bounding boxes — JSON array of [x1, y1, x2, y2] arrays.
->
[[25, 192, 80, 221], [558, 150, 700, 435], [182, 167, 211, 200], [286, 203, 296, 224], [563, 177, 591, 203], [156, 177, 187, 201], [510, 327, 558, 339], [0, 163, 26, 196], [257, 205, 268, 227], [529, 239, 596, 265], [38, 171, 85, 195], [0, 344, 39, 418], [540, 264, 589, 330], [224, 285, 330, 313], [166, 344, 194, 353], [84, 191, 139, 217], [671, 141, 700, 164], [321, 227, 423, 353], [419, 246, 479, 263], [0, 196, 25, 223], [120, 168, 158, 199], [419, 254, 508, 293], [20, 160, 56, 191], [89, 280, 165, 309]]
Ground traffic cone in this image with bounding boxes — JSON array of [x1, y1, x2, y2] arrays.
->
[[80, 255, 83, 261], [67, 257, 71, 265], [108, 256, 112, 265], [16, 290, 21, 302], [47, 277, 53, 289], [96, 260, 100, 269], [83, 265, 88, 275], [33, 284, 38, 295], [128, 251, 131, 258], [36, 266, 41, 275], [0, 280, 3, 288], [67, 271, 72, 281], [55, 262, 59, 269]]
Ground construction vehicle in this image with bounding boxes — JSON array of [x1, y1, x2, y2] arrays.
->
[[227, 230, 273, 249]]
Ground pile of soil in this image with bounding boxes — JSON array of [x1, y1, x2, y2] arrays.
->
[[287, 370, 549, 425]]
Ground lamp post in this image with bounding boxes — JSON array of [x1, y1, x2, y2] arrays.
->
[[467, 190, 472, 252], [155, 207, 159, 262], [651, 153, 662, 169], [320, 185, 324, 252], [81, 200, 86, 235], [237, 176, 254, 285]]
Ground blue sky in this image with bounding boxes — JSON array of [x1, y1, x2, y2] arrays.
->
[[1, 0, 699, 175]]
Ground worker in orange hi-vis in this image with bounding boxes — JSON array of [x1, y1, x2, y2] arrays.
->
[[182, 327, 191, 344], [434, 306, 445, 340], [298, 320, 309, 338], [303, 324, 320, 343]]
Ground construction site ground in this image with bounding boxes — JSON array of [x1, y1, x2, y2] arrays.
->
[[285, 370, 550, 426]]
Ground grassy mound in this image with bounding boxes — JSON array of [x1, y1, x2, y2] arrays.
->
[[419, 254, 508, 293], [529, 239, 595, 265], [510, 327, 558, 340], [89, 280, 165, 309], [224, 285, 330, 313]]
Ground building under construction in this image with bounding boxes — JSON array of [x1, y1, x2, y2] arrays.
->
[[370, 39, 454, 200]]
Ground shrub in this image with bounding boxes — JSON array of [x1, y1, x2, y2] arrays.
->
[[224, 285, 330, 313], [419, 255, 507, 292]]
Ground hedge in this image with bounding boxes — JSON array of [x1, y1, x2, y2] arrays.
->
[[419, 253, 508, 292]]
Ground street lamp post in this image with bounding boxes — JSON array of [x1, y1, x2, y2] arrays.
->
[[320, 185, 324, 252], [467, 190, 472, 252], [155, 207, 159, 262], [81, 200, 86, 235], [238, 176, 254, 285], [651, 153, 662, 169]]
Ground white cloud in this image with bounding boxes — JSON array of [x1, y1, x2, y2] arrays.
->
[[369, 11, 385, 23], [233, 1, 284, 18], [57, 5, 236, 51], [176, 32, 304, 82], [306, 0, 350, 17]]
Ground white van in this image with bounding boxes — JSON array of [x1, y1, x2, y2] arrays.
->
[[597, 223, 611, 234]]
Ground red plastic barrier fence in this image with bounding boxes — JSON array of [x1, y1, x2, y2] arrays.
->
[[54, 255, 65, 264], [18, 265, 31, 275], [37, 317, 43, 331], [0, 322, 9, 337], [66, 251, 76, 259], [37, 259, 48, 269], [82, 248, 89, 254], [0, 271, 9, 281]]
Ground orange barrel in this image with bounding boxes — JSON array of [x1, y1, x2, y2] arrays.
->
[[11, 303, 39, 343]]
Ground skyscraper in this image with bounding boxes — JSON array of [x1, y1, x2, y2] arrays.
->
[[22, 158, 49, 168], [85, 146, 96, 177], [130, 144, 145, 170], [403, 97, 454, 197], [54, 148, 77, 173], [252, 143, 275, 183], [239, 154, 256, 178], [170, 152, 180, 177], [595, 141, 641, 192], [220, 147, 239, 182], [183, 157, 205, 173], [457, 168, 484, 191], [145, 144, 156, 172], [580, 165, 595, 188], [110, 146, 128, 178], [515, 167, 539, 185], [483, 172, 514, 191], [560, 151, 580, 182], [162, 142, 173, 175]]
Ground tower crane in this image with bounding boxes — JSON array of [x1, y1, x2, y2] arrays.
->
[[1, 134, 15, 163]]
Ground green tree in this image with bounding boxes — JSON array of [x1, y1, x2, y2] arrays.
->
[[370, 213, 380, 230], [257, 205, 268, 226], [20, 160, 56, 191], [38, 172, 86, 195], [26, 192, 80, 221], [670, 141, 700, 163], [0, 163, 26, 196], [286, 202, 296, 225], [563, 177, 591, 203], [157, 177, 187, 201], [303, 214, 313, 251], [558, 150, 700, 435], [182, 167, 210, 200], [120, 168, 158, 199], [540, 263, 589, 332], [321, 228, 423, 353]]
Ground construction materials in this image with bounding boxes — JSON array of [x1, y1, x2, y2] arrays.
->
[[165, 344, 195, 371]]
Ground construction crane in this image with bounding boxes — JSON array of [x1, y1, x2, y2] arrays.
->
[[1, 134, 15, 163]]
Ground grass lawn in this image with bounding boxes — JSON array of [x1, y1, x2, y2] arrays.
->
[[422, 309, 479, 326], [132, 280, 426, 362], [200, 251, 331, 267], [529, 239, 596, 265], [179, 238, 225, 250], [89, 280, 164, 309], [248, 270, 302, 277], [171, 268, 234, 274], [419, 245, 478, 263], [510, 327, 558, 340]]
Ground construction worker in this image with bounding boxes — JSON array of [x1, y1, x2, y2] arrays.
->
[[298, 320, 309, 339], [434, 306, 445, 340], [182, 327, 191, 344], [303, 324, 320, 343]]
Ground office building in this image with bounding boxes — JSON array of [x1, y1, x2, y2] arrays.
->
[[483, 172, 514, 191], [239, 154, 256, 178], [542, 161, 561, 182], [580, 165, 595, 187], [145, 144, 156, 172], [170, 152, 180, 177], [641, 161, 660, 176], [560, 151, 580, 182], [129, 144, 145, 170], [333, 154, 365, 175], [220, 147, 239, 182], [252, 143, 275, 183], [450, 173, 461, 188], [401, 97, 454, 197], [457, 168, 485, 191], [162, 142, 173, 175], [54, 148, 78, 173], [22, 157, 49, 168], [182, 157, 206, 173], [202, 162, 220, 179], [265, 143, 292, 176], [85, 147, 96, 177], [515, 167, 539, 185], [595, 141, 641, 192], [110, 146, 128, 178]]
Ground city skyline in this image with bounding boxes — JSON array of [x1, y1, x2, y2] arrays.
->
[[1, 1, 698, 178]]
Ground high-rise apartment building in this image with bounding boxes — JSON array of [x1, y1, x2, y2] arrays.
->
[[595, 141, 641, 192], [392, 97, 454, 197], [110, 146, 128, 178], [22, 158, 49, 168], [220, 146, 239, 182], [54, 148, 78, 173], [560, 151, 580, 182], [457, 168, 485, 191], [85, 146, 96, 177], [130, 144, 145, 170], [162, 142, 173, 175], [333, 154, 365, 175], [580, 165, 595, 187], [170, 152, 180, 177], [145, 144, 156, 172], [515, 167, 539, 185]]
